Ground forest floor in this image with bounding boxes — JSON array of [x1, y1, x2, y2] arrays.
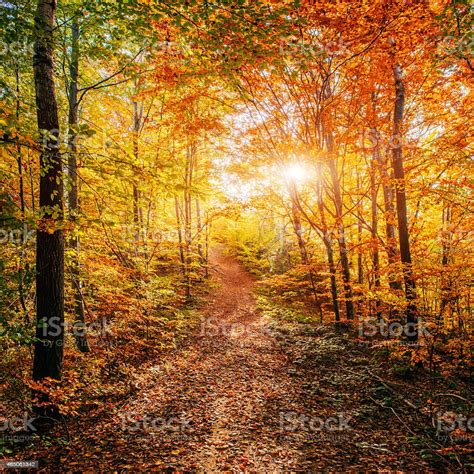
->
[[5, 251, 472, 472]]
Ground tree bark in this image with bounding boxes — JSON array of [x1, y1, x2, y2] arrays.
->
[[289, 183, 323, 320], [371, 93, 403, 292], [32, 0, 65, 400], [15, 66, 28, 316], [326, 134, 354, 320], [370, 146, 382, 319], [317, 177, 340, 322], [132, 99, 144, 249], [356, 173, 364, 285], [67, 16, 89, 353], [174, 195, 186, 272], [183, 144, 193, 301], [391, 54, 418, 341]]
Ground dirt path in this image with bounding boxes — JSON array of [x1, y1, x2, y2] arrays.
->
[[118, 250, 309, 471], [26, 251, 448, 471], [32, 250, 308, 471]]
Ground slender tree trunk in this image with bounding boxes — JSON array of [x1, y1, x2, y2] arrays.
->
[[370, 147, 382, 319], [356, 173, 364, 285], [67, 17, 89, 353], [194, 151, 204, 267], [326, 135, 354, 320], [391, 54, 418, 341], [378, 150, 403, 292], [439, 200, 452, 323], [204, 210, 210, 278], [196, 199, 204, 265], [32, 0, 65, 409], [15, 66, 28, 316], [174, 195, 185, 272], [184, 145, 193, 301], [132, 99, 144, 249], [317, 177, 340, 322], [289, 183, 322, 319], [371, 94, 402, 293]]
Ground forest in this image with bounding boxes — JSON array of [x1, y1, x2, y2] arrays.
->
[[0, 0, 472, 471]]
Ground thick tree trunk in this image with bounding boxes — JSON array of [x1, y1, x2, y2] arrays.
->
[[67, 17, 89, 353], [32, 0, 65, 401], [391, 57, 418, 341]]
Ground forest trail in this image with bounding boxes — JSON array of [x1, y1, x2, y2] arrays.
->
[[35, 250, 309, 471], [118, 250, 309, 471], [29, 250, 437, 472]]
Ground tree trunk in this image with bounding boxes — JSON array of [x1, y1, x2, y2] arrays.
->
[[15, 66, 28, 316], [67, 16, 89, 353], [32, 0, 65, 406], [289, 183, 322, 319], [183, 145, 193, 302], [132, 99, 144, 249], [370, 147, 382, 319], [204, 210, 210, 278], [391, 54, 418, 341], [317, 177, 340, 322], [196, 198, 204, 265], [174, 195, 186, 272], [326, 135, 354, 320], [356, 173, 364, 285], [371, 94, 403, 293]]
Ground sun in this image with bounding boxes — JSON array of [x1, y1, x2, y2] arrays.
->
[[285, 162, 308, 184]]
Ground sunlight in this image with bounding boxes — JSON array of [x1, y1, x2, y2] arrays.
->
[[284, 162, 311, 185]]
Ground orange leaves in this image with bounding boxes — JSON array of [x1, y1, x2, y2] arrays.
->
[[28, 371, 82, 416]]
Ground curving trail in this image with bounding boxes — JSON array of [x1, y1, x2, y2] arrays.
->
[[121, 250, 308, 471], [28, 250, 435, 472]]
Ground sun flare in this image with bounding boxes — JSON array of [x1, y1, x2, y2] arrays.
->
[[285, 162, 310, 184]]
